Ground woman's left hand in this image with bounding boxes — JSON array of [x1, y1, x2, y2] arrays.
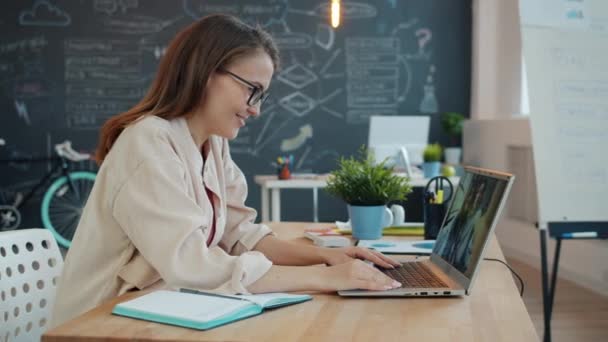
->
[[321, 246, 401, 269]]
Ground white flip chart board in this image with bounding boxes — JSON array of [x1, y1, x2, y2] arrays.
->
[[520, 0, 608, 228]]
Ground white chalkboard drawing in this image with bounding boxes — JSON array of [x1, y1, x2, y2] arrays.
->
[[296, 146, 312, 169], [420, 84, 438, 113], [13, 76, 53, 99], [279, 91, 316, 117], [64, 39, 146, 129], [419, 65, 438, 114], [412, 28, 433, 60], [0, 36, 48, 55], [280, 124, 313, 152], [346, 37, 400, 112], [315, 24, 335, 50], [101, 15, 182, 34], [14, 100, 31, 126], [396, 54, 413, 103], [253, 115, 295, 154], [391, 20, 433, 61], [94, 0, 139, 16], [19, 0, 71, 27], [318, 89, 345, 119], [255, 106, 278, 146], [183, 0, 239, 19], [391, 19, 419, 35], [320, 48, 342, 76], [274, 32, 313, 50], [277, 64, 318, 89], [241, 1, 289, 28], [183, 0, 288, 29], [320, 106, 344, 119]]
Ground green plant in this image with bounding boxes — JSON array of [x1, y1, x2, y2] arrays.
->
[[325, 147, 412, 206], [423, 143, 442, 162], [441, 112, 465, 146]]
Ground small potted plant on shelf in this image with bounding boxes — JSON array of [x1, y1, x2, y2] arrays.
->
[[441, 112, 465, 165], [325, 147, 412, 239], [422, 143, 442, 178]]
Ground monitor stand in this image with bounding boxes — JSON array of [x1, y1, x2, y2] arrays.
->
[[399, 147, 413, 177]]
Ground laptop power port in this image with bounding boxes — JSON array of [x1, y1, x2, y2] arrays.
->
[[443, 291, 451, 295]]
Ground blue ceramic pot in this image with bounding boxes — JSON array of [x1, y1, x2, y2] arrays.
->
[[348, 205, 391, 240]]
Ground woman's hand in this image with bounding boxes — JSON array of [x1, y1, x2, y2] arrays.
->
[[321, 246, 401, 269], [322, 259, 401, 291]]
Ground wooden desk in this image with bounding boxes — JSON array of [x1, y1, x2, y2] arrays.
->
[[43, 222, 538, 342], [254, 174, 460, 222]]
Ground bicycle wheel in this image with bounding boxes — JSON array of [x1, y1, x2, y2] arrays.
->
[[41, 171, 96, 248]]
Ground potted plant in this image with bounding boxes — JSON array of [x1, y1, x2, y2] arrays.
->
[[441, 112, 465, 165], [325, 148, 412, 239], [422, 143, 442, 178]]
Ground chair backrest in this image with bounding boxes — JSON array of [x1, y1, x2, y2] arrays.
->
[[0, 229, 64, 342]]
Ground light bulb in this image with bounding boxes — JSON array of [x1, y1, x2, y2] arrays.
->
[[331, 0, 340, 28]]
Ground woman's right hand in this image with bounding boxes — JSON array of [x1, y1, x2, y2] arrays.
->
[[323, 259, 401, 291]]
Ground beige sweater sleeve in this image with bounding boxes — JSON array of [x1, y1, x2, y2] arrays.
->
[[219, 140, 275, 256], [112, 156, 272, 294]]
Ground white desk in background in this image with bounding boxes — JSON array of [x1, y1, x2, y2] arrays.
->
[[253, 174, 459, 222]]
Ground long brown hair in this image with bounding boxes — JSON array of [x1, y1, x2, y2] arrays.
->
[[95, 14, 280, 164]]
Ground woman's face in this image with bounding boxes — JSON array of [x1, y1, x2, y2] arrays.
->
[[198, 50, 274, 140]]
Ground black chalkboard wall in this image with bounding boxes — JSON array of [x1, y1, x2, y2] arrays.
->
[[0, 0, 471, 228]]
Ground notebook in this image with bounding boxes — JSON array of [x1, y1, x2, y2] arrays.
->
[[112, 290, 312, 330]]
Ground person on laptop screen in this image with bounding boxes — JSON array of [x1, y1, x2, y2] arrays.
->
[[435, 174, 507, 276], [51, 14, 400, 328]]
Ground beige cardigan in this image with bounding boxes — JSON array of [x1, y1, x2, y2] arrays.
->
[[51, 116, 274, 327]]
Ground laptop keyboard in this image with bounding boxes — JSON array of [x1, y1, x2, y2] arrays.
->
[[381, 262, 448, 288]]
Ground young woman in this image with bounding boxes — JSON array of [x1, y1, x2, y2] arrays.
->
[[51, 14, 401, 327]]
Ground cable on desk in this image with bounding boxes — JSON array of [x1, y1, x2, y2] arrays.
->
[[484, 258, 525, 297]]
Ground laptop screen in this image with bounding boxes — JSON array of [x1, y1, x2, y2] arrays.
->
[[433, 170, 509, 278]]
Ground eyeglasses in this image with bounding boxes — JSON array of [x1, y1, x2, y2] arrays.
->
[[219, 68, 270, 106]]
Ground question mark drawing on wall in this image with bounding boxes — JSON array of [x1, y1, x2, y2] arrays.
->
[[416, 28, 432, 52]]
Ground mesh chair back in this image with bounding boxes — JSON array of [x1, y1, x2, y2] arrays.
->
[[0, 229, 64, 342]]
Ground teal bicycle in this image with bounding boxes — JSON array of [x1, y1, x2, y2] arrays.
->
[[0, 138, 96, 248]]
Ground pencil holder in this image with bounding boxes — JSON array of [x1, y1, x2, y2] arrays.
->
[[278, 164, 291, 180], [423, 202, 446, 240]]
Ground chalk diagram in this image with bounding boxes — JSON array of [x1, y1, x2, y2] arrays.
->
[[95, 0, 185, 35], [0, 36, 56, 126], [182, 0, 436, 171], [19, 0, 71, 27]]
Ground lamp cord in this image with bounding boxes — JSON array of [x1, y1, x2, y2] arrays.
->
[[484, 258, 525, 297]]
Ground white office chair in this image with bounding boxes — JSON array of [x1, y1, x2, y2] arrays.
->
[[0, 229, 64, 342]]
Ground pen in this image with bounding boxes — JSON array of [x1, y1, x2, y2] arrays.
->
[[561, 232, 598, 238], [179, 288, 250, 302]]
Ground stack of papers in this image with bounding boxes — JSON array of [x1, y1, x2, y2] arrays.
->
[[333, 221, 424, 236]]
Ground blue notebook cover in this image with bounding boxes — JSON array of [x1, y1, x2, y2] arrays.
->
[[112, 290, 311, 330]]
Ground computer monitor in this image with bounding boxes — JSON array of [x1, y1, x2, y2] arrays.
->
[[368, 115, 430, 175]]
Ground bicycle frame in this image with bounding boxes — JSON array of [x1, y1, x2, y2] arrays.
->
[[0, 156, 79, 209]]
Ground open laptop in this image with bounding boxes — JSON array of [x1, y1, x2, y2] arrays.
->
[[339, 166, 515, 297]]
